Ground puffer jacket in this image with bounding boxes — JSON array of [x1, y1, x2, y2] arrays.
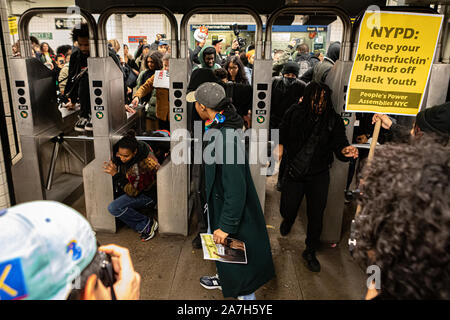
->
[[112, 141, 159, 197], [133, 74, 170, 122]]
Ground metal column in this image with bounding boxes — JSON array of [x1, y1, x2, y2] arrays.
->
[[90, 6, 181, 233]]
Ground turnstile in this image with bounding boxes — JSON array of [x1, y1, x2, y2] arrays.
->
[[85, 6, 188, 234], [10, 8, 97, 205]]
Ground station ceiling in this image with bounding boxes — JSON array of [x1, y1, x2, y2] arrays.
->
[[75, 0, 387, 17]]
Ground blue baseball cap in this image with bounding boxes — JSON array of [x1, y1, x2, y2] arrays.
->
[[0, 201, 97, 300], [158, 40, 168, 46]]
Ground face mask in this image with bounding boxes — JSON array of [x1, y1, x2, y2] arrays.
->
[[283, 77, 296, 86]]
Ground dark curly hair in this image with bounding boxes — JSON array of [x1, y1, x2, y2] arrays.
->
[[116, 130, 138, 153], [354, 136, 450, 299], [71, 22, 90, 42]]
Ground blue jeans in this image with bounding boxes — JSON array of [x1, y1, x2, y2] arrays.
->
[[108, 193, 153, 233]]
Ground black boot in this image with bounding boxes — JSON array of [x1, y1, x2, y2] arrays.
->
[[280, 219, 293, 236], [302, 249, 321, 272], [276, 181, 282, 192], [192, 233, 202, 249]]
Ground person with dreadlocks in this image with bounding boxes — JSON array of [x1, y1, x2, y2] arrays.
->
[[278, 81, 358, 272], [103, 130, 160, 242], [187, 82, 275, 300]]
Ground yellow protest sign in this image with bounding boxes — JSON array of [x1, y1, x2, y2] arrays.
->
[[8, 16, 18, 35], [346, 11, 443, 116]]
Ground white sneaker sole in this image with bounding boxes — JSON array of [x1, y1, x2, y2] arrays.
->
[[85, 126, 93, 132], [74, 127, 85, 132], [200, 282, 222, 291]]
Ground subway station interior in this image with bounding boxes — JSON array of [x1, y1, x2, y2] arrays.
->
[[0, 0, 449, 301]]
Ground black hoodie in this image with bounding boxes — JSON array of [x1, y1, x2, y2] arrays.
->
[[270, 76, 306, 129], [280, 82, 350, 177]]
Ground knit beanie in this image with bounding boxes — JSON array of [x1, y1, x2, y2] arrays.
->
[[415, 102, 450, 136], [281, 62, 300, 77]]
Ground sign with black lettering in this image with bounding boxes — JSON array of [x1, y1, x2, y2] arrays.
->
[[94, 106, 104, 111], [256, 110, 267, 115], [346, 11, 443, 115], [8, 16, 17, 35], [173, 108, 183, 113]]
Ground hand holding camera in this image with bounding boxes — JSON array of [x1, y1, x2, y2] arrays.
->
[[99, 244, 142, 300]]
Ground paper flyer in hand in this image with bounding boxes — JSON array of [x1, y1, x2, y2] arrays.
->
[[200, 233, 247, 264]]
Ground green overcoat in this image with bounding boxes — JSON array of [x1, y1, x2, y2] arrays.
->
[[204, 126, 275, 298]]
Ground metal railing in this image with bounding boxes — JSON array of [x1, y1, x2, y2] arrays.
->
[[265, 5, 353, 61], [97, 6, 179, 59], [180, 5, 264, 59]]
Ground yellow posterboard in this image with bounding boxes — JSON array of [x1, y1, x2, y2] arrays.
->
[[8, 16, 18, 35], [346, 11, 443, 116]]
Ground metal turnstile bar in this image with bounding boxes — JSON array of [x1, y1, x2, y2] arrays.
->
[[61, 141, 87, 165], [46, 141, 60, 190], [135, 136, 171, 142], [63, 136, 95, 141]]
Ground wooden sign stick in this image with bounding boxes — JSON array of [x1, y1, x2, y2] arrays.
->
[[354, 118, 382, 218]]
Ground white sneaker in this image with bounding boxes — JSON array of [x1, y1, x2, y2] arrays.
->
[[85, 118, 93, 131], [199, 274, 222, 290], [74, 117, 88, 132]]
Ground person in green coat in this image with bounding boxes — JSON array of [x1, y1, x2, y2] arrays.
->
[[192, 45, 222, 71], [186, 82, 275, 300]]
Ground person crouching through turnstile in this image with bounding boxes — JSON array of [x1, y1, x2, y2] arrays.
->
[[278, 81, 358, 272], [103, 130, 160, 241], [187, 82, 275, 300]]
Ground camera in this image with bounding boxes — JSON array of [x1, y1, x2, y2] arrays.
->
[[232, 24, 246, 49], [98, 251, 116, 288], [67, 250, 117, 300]]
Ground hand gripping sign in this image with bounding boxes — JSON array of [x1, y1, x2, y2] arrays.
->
[[346, 11, 444, 116]]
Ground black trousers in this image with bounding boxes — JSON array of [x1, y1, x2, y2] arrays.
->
[[280, 170, 330, 251], [190, 163, 208, 234], [78, 72, 91, 119], [158, 119, 170, 131], [277, 151, 287, 185]]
